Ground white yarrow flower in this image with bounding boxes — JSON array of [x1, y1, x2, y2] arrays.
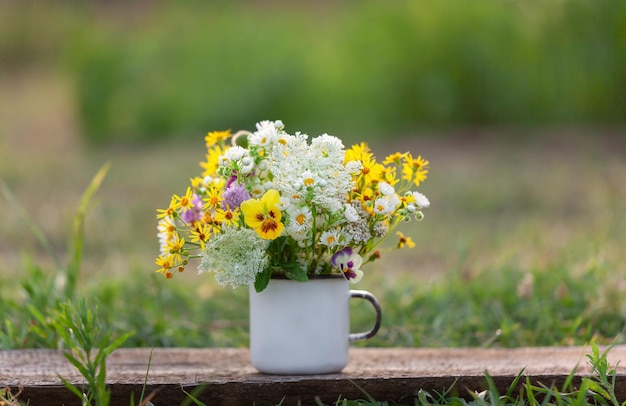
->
[[198, 227, 269, 288]]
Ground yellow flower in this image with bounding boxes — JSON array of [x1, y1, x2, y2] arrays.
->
[[203, 187, 223, 210], [166, 234, 186, 263], [155, 253, 175, 274], [156, 196, 179, 219], [190, 223, 211, 250], [215, 206, 241, 227], [402, 153, 429, 187], [200, 144, 225, 177], [205, 130, 231, 148], [241, 189, 284, 240], [381, 165, 399, 186], [396, 231, 415, 249], [345, 142, 371, 163], [173, 187, 195, 211], [190, 176, 204, 189], [358, 153, 384, 183], [383, 152, 405, 166]]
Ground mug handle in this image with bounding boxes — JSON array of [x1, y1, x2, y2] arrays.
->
[[348, 290, 382, 342]]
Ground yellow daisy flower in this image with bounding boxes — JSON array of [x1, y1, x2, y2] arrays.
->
[[166, 234, 186, 263], [358, 154, 384, 184], [345, 142, 371, 163], [155, 253, 175, 274], [396, 231, 415, 249], [156, 196, 179, 219], [205, 129, 231, 148], [402, 153, 430, 187], [173, 187, 195, 211], [203, 187, 223, 210], [190, 223, 211, 250], [383, 152, 405, 166], [215, 206, 241, 227], [200, 144, 225, 177]]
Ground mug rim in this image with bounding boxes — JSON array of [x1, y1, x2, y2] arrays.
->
[[270, 273, 345, 280]]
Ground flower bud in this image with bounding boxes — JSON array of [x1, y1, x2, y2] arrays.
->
[[415, 211, 424, 221]]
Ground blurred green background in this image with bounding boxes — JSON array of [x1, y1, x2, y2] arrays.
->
[[1, 1, 626, 350], [2, 0, 625, 143]]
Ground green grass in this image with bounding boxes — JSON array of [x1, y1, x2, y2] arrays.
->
[[2, 131, 626, 350]]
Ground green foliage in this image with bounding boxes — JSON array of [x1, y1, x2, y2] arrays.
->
[[54, 299, 134, 406]]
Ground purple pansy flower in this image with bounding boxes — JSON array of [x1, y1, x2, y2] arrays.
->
[[331, 247, 364, 283]]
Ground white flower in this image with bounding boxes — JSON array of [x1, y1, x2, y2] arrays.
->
[[373, 194, 400, 215], [412, 191, 430, 209], [240, 156, 254, 174], [331, 247, 364, 283], [310, 133, 344, 160], [249, 183, 265, 199], [157, 217, 175, 256], [378, 181, 395, 196], [288, 206, 313, 232], [286, 223, 309, 241], [249, 120, 279, 146], [225, 146, 247, 161], [319, 230, 341, 247], [299, 170, 319, 188], [198, 227, 269, 288], [345, 160, 363, 175], [344, 204, 360, 223]]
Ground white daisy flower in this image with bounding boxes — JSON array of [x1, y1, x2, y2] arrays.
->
[[412, 191, 430, 209], [378, 181, 395, 196], [288, 206, 313, 232], [319, 230, 341, 247]]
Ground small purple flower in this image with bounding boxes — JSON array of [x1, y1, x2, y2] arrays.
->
[[222, 183, 251, 210], [331, 247, 364, 283], [181, 194, 203, 223]]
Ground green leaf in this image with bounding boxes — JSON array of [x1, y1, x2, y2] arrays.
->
[[284, 264, 308, 282], [254, 267, 272, 293], [58, 374, 87, 401], [180, 384, 208, 406]]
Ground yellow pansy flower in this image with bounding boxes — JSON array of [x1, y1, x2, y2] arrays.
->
[[241, 189, 284, 240]]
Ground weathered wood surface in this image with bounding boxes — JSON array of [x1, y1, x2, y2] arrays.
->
[[2, 346, 626, 405]]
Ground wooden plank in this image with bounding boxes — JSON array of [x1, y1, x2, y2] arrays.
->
[[2, 346, 626, 405]]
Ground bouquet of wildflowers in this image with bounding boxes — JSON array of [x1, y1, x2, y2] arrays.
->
[[156, 120, 430, 292]]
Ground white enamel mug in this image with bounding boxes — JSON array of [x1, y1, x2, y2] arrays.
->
[[249, 275, 381, 375]]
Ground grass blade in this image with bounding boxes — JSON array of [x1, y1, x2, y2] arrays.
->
[[65, 161, 111, 298]]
